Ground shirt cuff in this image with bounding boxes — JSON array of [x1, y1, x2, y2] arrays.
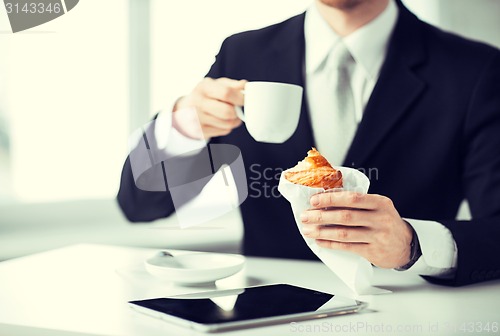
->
[[154, 107, 206, 158], [398, 218, 458, 277]]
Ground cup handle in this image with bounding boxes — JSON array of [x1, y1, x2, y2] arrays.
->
[[234, 89, 245, 122], [234, 105, 245, 122]]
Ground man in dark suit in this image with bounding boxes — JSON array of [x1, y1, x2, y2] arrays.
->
[[118, 0, 500, 286]]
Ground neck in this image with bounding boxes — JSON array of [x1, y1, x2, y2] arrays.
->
[[316, 0, 390, 37]]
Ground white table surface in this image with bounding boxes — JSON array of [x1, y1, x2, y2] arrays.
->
[[0, 244, 499, 336]]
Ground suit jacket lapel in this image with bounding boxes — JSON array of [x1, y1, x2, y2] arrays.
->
[[344, 3, 427, 168], [256, 5, 428, 166]]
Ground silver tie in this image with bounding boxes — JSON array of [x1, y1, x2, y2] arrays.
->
[[324, 43, 356, 166]]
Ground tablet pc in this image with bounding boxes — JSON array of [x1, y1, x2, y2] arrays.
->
[[128, 284, 367, 332]]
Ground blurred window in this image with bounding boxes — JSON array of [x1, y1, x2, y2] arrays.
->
[[0, 0, 128, 203]]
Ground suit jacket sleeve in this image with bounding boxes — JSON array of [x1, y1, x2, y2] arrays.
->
[[116, 40, 230, 222], [424, 52, 500, 286]]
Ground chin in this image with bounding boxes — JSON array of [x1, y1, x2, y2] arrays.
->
[[319, 0, 365, 10]]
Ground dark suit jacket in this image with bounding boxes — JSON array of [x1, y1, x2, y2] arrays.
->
[[118, 1, 500, 286]]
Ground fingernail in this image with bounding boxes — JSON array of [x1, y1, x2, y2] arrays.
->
[[310, 195, 320, 206], [302, 226, 313, 235], [300, 213, 309, 223]]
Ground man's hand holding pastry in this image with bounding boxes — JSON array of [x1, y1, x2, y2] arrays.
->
[[300, 191, 414, 269]]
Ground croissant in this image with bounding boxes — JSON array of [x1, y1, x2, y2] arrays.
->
[[285, 148, 343, 189]]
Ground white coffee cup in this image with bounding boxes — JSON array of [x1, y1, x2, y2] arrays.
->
[[234, 81, 303, 143]]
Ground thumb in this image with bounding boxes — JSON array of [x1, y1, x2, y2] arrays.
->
[[217, 77, 248, 89]]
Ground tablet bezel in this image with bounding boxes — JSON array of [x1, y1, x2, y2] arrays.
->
[[128, 284, 367, 333]]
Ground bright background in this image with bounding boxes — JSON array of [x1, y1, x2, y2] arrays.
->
[[0, 0, 499, 260]]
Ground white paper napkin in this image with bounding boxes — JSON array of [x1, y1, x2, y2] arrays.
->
[[278, 166, 390, 295]]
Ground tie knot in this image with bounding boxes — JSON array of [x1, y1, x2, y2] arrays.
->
[[327, 43, 354, 71]]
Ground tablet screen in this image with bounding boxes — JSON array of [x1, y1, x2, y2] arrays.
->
[[129, 284, 334, 325]]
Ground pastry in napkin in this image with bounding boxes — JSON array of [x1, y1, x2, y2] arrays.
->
[[278, 148, 389, 295]]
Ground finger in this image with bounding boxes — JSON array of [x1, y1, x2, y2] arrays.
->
[[217, 77, 247, 90], [200, 112, 241, 130], [316, 239, 369, 254], [216, 78, 246, 106], [200, 78, 244, 106], [201, 125, 233, 139], [302, 225, 372, 243], [310, 191, 387, 210], [198, 98, 240, 121], [200, 114, 241, 131], [301, 209, 372, 227]]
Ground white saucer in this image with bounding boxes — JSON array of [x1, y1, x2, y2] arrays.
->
[[145, 252, 245, 285]]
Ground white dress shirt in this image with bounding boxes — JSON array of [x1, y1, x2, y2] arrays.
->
[[154, 0, 457, 277]]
